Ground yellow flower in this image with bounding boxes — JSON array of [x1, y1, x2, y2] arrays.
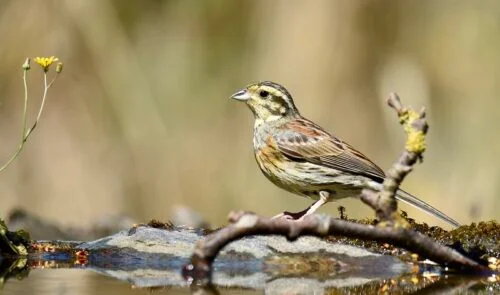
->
[[34, 56, 59, 72]]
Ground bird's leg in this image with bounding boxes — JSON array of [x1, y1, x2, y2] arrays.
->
[[296, 191, 332, 220], [272, 191, 332, 221], [272, 206, 311, 220]]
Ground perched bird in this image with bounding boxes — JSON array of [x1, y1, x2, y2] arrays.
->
[[231, 81, 460, 228]]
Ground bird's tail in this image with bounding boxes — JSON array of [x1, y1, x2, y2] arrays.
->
[[395, 189, 460, 228]]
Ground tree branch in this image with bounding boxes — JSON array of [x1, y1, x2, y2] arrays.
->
[[183, 211, 490, 284], [360, 93, 429, 224]]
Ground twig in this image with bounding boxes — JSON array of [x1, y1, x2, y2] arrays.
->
[[360, 93, 428, 224]]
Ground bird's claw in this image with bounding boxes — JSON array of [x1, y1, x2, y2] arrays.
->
[[271, 209, 309, 221]]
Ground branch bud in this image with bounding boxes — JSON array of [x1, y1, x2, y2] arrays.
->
[[56, 62, 63, 74], [22, 58, 31, 71]]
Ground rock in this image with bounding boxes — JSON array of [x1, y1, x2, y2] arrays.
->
[[30, 225, 409, 289]]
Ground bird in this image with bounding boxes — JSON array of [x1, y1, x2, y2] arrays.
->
[[230, 81, 460, 228]]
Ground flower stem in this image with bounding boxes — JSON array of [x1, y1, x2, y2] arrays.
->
[[0, 68, 59, 173], [0, 68, 30, 172], [24, 72, 57, 139]]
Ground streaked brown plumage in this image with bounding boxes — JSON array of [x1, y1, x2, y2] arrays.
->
[[231, 81, 460, 227]]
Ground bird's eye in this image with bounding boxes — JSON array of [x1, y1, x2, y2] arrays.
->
[[259, 90, 269, 98]]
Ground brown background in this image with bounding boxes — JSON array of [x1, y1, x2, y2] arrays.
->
[[1, 0, 499, 230]]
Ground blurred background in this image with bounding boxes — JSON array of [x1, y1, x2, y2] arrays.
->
[[1, 0, 499, 231]]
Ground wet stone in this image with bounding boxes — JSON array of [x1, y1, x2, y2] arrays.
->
[[28, 225, 409, 289]]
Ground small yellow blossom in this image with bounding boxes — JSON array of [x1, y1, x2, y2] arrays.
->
[[34, 56, 59, 72]]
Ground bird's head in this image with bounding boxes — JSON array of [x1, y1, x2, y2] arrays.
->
[[231, 81, 299, 122]]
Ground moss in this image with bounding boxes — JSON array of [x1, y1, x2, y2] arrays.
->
[[325, 207, 500, 266], [146, 219, 174, 230], [0, 218, 30, 256]]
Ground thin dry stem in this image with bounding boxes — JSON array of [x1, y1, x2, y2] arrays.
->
[[0, 59, 60, 172], [0, 66, 30, 172]]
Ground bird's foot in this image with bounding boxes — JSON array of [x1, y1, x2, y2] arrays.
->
[[271, 207, 311, 221]]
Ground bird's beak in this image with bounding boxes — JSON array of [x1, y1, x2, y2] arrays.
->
[[231, 89, 251, 101]]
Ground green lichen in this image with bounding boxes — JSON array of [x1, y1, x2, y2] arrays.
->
[[406, 130, 426, 153], [399, 109, 426, 153]]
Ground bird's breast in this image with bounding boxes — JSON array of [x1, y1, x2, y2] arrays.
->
[[253, 136, 367, 200], [254, 138, 287, 177], [254, 137, 295, 189]]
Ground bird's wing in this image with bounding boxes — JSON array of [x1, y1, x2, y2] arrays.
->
[[275, 118, 385, 183]]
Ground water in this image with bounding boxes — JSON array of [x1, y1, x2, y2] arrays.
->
[[2, 269, 260, 295], [1, 223, 497, 294], [2, 266, 498, 294], [4, 269, 138, 295]]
